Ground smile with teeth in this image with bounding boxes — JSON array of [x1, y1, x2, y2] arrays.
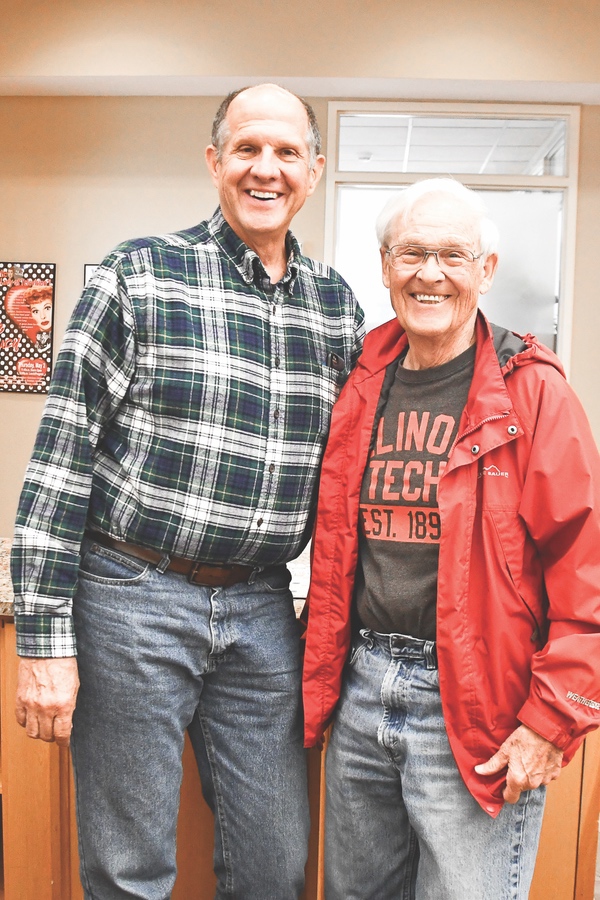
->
[[249, 190, 279, 200], [413, 293, 450, 304]]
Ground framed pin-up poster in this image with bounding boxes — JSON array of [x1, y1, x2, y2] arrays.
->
[[0, 262, 56, 393]]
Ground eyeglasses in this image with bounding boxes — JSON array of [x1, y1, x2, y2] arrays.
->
[[386, 244, 484, 270]]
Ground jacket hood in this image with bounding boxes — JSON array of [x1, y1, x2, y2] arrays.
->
[[355, 310, 565, 380], [490, 320, 565, 379]]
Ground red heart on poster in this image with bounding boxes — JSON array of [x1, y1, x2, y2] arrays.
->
[[16, 357, 48, 386]]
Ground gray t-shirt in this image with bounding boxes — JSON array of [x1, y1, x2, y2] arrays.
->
[[355, 344, 475, 640]]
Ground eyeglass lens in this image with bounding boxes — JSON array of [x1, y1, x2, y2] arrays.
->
[[389, 246, 474, 268]]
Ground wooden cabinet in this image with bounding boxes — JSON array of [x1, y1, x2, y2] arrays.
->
[[0, 619, 324, 900], [0, 620, 78, 900], [0, 617, 598, 900]]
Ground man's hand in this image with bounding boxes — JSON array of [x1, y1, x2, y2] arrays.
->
[[474, 724, 563, 804], [15, 657, 79, 747]]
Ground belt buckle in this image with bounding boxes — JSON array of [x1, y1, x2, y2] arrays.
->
[[188, 562, 228, 588]]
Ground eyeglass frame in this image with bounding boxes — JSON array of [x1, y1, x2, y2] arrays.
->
[[385, 244, 485, 269]]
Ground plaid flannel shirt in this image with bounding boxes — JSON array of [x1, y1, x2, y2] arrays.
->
[[11, 209, 364, 657]]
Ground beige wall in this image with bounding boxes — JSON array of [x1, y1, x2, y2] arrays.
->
[[2, 0, 600, 83]]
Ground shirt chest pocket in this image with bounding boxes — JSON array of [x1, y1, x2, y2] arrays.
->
[[281, 359, 344, 443], [315, 361, 346, 436]]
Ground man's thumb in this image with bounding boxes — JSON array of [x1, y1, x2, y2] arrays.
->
[[474, 751, 505, 776]]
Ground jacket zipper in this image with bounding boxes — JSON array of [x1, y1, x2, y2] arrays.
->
[[457, 411, 511, 444]]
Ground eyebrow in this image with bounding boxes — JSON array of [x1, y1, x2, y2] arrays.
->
[[394, 236, 476, 248]]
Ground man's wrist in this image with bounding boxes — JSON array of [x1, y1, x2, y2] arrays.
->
[[517, 701, 572, 752]]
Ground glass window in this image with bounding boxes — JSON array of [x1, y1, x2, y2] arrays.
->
[[338, 115, 567, 176]]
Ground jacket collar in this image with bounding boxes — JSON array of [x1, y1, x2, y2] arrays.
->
[[353, 309, 566, 436], [353, 308, 548, 385], [352, 317, 408, 382], [353, 310, 512, 384], [353, 311, 521, 451], [463, 313, 515, 431]]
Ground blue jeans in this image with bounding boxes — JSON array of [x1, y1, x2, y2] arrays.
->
[[71, 537, 309, 900], [325, 630, 546, 900]]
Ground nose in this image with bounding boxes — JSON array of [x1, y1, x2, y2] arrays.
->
[[251, 147, 279, 179], [417, 252, 445, 280]]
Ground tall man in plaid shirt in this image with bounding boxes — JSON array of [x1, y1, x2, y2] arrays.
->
[[11, 84, 364, 900]]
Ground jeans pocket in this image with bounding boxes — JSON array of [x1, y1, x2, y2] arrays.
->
[[254, 565, 292, 593], [79, 542, 151, 585]]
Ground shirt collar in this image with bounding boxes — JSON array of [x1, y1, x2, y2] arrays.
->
[[208, 207, 302, 292]]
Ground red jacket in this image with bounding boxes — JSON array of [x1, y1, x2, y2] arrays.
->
[[303, 312, 600, 816]]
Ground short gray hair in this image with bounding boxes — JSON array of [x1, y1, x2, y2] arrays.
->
[[376, 178, 499, 258], [211, 85, 322, 170]]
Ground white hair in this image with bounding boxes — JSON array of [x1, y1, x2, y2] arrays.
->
[[375, 178, 499, 258]]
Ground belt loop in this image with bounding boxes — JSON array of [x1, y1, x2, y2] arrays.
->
[[156, 555, 170, 574], [359, 628, 374, 650], [424, 640, 437, 670], [247, 567, 261, 585]]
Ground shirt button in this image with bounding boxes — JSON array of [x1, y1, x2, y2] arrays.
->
[[275, 356, 281, 368], [471, 444, 480, 454], [269, 464, 275, 473], [257, 518, 263, 527], [274, 409, 280, 420], [507, 425, 518, 435], [272, 304, 277, 314]]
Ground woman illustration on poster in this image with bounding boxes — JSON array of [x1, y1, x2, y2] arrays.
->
[[23, 286, 53, 350], [4, 284, 53, 350]]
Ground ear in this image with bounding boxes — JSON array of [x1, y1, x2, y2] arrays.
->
[[205, 145, 220, 187], [479, 253, 498, 296], [381, 246, 391, 289], [306, 154, 326, 196]]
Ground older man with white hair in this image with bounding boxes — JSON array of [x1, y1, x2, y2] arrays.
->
[[303, 178, 600, 899]]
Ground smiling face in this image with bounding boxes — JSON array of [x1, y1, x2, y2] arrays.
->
[[29, 298, 53, 331], [381, 192, 497, 363], [205, 85, 325, 256]]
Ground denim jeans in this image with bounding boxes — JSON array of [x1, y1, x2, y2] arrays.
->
[[325, 629, 546, 900], [71, 537, 309, 900]]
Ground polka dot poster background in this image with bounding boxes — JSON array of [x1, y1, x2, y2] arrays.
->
[[0, 262, 56, 393]]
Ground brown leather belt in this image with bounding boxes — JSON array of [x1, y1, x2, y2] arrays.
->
[[89, 533, 255, 588]]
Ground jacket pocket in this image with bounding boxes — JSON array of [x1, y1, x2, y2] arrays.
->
[[488, 509, 544, 644]]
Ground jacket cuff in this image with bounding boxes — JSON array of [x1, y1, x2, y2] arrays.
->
[[15, 613, 77, 658], [517, 698, 575, 753]]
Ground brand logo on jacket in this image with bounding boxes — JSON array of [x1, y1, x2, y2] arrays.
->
[[567, 690, 600, 710], [479, 464, 509, 479]]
